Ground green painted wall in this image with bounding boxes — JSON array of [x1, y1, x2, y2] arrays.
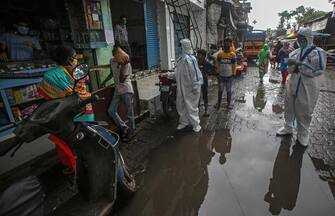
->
[[86, 0, 114, 91]]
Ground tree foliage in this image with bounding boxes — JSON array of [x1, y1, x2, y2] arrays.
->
[[277, 6, 326, 30]]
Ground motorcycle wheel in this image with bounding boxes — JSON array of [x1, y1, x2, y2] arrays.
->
[[162, 92, 177, 119], [118, 164, 136, 197]]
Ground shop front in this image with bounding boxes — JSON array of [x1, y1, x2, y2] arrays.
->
[[0, 0, 115, 133], [0, 0, 75, 140], [110, 0, 161, 71], [0, 0, 141, 177]]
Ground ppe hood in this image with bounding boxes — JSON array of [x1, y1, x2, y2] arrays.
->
[[180, 39, 193, 55]]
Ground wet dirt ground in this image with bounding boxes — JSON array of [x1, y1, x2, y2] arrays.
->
[[115, 66, 335, 216]]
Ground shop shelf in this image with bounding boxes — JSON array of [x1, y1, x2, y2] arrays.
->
[[13, 67, 55, 74], [10, 97, 44, 107], [0, 78, 43, 90]]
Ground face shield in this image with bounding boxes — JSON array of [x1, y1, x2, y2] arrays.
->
[[297, 27, 314, 49], [297, 35, 308, 49], [180, 39, 193, 55]]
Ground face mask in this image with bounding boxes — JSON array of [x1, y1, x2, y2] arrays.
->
[[299, 40, 307, 49], [17, 26, 29, 35], [67, 58, 78, 72], [297, 36, 307, 49]]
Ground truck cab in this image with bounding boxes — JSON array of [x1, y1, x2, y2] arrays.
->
[[242, 30, 266, 61]]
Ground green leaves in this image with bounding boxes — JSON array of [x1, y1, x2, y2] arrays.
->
[[277, 6, 326, 30]]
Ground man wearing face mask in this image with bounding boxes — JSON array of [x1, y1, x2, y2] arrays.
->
[[175, 39, 203, 132], [276, 27, 327, 147], [114, 15, 131, 56], [38, 45, 94, 171], [0, 21, 41, 62]]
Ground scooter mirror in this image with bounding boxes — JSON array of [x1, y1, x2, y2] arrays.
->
[[72, 64, 89, 81]]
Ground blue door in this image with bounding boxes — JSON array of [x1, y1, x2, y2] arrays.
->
[[144, 0, 160, 69]]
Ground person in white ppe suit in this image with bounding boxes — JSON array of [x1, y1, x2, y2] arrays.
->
[[175, 39, 203, 132], [276, 27, 327, 146]]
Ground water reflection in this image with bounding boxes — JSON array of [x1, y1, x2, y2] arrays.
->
[[253, 84, 267, 112], [264, 136, 306, 215], [212, 129, 231, 165], [272, 86, 285, 114], [117, 132, 213, 216]]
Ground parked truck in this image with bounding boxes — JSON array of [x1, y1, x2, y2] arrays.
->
[[242, 30, 266, 61]]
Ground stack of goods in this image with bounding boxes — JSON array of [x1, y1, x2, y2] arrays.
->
[[14, 85, 39, 104], [11, 104, 39, 122], [5, 84, 42, 122], [20, 104, 38, 120], [0, 62, 56, 78], [11, 107, 22, 122]]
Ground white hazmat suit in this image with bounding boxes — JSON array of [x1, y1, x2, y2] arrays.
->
[[277, 28, 327, 146], [175, 39, 203, 132]]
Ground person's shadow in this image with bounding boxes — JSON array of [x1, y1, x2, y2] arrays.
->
[[264, 136, 306, 215], [212, 129, 232, 165]]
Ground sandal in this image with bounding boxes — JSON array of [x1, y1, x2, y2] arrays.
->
[[122, 127, 128, 138], [122, 130, 135, 142]]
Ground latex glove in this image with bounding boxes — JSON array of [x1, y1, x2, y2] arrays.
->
[[287, 59, 302, 66]]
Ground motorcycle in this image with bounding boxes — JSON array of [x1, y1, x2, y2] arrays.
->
[[0, 65, 136, 215], [157, 71, 177, 118]]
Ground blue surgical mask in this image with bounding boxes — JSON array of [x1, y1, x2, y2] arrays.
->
[[17, 26, 29, 35]]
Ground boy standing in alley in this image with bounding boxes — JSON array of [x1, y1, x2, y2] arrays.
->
[[214, 38, 237, 110], [101, 44, 135, 142], [197, 49, 216, 117]]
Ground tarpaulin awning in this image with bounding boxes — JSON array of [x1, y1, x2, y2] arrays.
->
[[286, 32, 297, 39], [309, 18, 328, 32]]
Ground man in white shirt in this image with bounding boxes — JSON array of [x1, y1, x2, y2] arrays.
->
[[102, 44, 135, 142]]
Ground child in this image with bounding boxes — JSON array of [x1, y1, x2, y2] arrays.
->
[[197, 49, 216, 116], [214, 38, 237, 110], [277, 42, 293, 84], [102, 44, 135, 142]]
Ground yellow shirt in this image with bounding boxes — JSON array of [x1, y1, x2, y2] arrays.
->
[[216, 51, 237, 77]]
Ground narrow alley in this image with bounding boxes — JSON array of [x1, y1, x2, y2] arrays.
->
[[112, 66, 335, 216]]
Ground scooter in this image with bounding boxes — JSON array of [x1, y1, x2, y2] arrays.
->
[[157, 70, 177, 118], [0, 65, 136, 215]]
